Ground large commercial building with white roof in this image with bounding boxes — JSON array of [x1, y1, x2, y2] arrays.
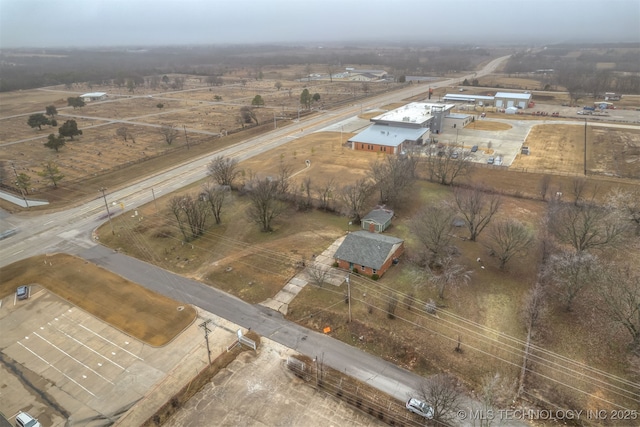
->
[[348, 102, 455, 154]]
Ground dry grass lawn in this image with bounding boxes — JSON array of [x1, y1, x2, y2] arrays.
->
[[464, 120, 512, 131], [0, 253, 196, 346]]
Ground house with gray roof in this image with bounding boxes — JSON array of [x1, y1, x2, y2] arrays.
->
[[334, 231, 404, 278], [361, 207, 394, 233]]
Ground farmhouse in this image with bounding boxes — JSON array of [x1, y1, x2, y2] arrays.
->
[[334, 231, 404, 277], [361, 207, 394, 233], [348, 102, 454, 153], [80, 92, 107, 102]]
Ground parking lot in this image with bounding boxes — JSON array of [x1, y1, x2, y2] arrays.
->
[[1, 288, 384, 427], [0, 289, 223, 426]]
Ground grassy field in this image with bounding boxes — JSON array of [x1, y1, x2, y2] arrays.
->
[[90, 128, 640, 414], [0, 253, 196, 346]]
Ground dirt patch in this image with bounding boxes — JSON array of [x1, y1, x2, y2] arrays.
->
[[465, 120, 512, 131], [0, 254, 196, 346], [512, 124, 640, 179]]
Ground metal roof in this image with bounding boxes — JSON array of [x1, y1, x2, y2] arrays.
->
[[80, 92, 107, 97], [371, 102, 454, 125], [447, 113, 470, 119], [494, 92, 531, 100], [443, 93, 494, 101], [349, 124, 430, 147], [334, 231, 404, 270]]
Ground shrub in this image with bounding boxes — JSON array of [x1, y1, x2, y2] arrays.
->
[[371, 273, 379, 280]]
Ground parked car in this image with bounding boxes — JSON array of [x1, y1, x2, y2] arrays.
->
[[487, 156, 494, 164], [15, 412, 41, 427], [16, 285, 29, 300], [471, 145, 478, 153], [451, 151, 459, 159], [494, 156, 503, 166], [406, 398, 434, 419]]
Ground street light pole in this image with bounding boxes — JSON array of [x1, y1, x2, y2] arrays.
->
[[274, 111, 277, 129], [99, 187, 115, 235]]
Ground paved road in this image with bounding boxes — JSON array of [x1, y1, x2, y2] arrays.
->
[[1, 55, 524, 425]]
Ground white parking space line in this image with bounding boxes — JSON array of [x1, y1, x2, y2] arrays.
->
[[33, 332, 115, 385], [17, 342, 96, 397], [12, 249, 24, 255], [75, 322, 144, 361], [48, 322, 126, 370]]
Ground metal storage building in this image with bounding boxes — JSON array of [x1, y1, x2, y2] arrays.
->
[[494, 92, 531, 109]]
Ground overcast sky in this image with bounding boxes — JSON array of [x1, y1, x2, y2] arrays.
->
[[1, 0, 638, 48]]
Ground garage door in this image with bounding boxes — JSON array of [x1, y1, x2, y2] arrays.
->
[[518, 101, 526, 109], [496, 100, 503, 108], [507, 100, 514, 108]]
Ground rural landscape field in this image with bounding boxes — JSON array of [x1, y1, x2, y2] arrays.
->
[[1, 1, 640, 425]]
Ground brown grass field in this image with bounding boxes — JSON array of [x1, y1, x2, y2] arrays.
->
[[0, 253, 196, 346]]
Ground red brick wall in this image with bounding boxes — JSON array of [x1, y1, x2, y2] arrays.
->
[[353, 142, 400, 154], [335, 243, 404, 278]]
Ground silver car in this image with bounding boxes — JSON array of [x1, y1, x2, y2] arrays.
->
[[406, 397, 434, 419]]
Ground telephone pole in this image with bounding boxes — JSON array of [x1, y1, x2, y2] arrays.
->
[[346, 274, 352, 323], [99, 187, 114, 234], [199, 320, 213, 365]]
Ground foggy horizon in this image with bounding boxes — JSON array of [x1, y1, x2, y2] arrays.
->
[[1, 0, 639, 49]]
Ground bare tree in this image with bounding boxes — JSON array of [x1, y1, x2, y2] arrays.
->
[[598, 266, 640, 352], [276, 159, 292, 196], [409, 202, 455, 267], [423, 143, 472, 186], [547, 201, 629, 253], [368, 155, 417, 206], [246, 177, 285, 232], [207, 156, 240, 187], [116, 127, 130, 142], [307, 264, 329, 287], [416, 374, 463, 423], [544, 250, 602, 311], [607, 188, 640, 236], [386, 292, 399, 319], [485, 219, 535, 270], [479, 373, 517, 427], [182, 194, 209, 239], [240, 106, 258, 125], [430, 256, 472, 299], [298, 177, 313, 210], [316, 178, 336, 211], [338, 178, 374, 224], [159, 123, 178, 145], [518, 282, 547, 397], [201, 181, 229, 224], [539, 175, 551, 201], [453, 187, 502, 242], [571, 177, 588, 206], [169, 195, 189, 241]]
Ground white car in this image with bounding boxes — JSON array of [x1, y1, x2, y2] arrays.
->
[[15, 412, 41, 427], [406, 397, 434, 419]]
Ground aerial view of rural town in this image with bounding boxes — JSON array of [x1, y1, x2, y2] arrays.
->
[[0, 0, 638, 426]]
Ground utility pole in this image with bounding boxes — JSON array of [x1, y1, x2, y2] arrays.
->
[[273, 111, 277, 129], [99, 187, 114, 234], [346, 274, 352, 323], [584, 118, 587, 176], [199, 319, 213, 365], [10, 161, 29, 208], [183, 125, 190, 150]]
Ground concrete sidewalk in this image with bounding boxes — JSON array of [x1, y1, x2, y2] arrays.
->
[[260, 235, 346, 315]]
